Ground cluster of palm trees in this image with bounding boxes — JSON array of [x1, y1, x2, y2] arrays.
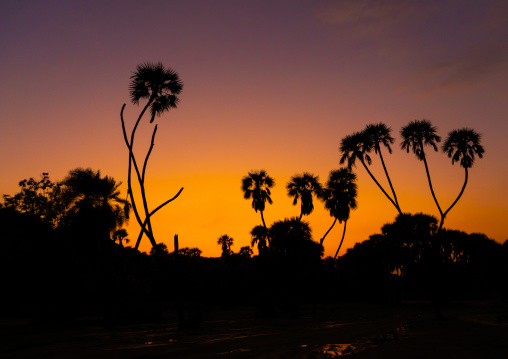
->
[[242, 168, 358, 259], [343, 120, 484, 232], [242, 120, 484, 259]]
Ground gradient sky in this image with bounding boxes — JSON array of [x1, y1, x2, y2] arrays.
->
[[1, 0, 507, 257]]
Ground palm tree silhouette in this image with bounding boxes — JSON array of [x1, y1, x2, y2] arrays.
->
[[217, 234, 234, 257], [286, 173, 322, 221], [62, 168, 130, 238], [112, 229, 129, 247], [250, 225, 270, 255], [120, 62, 184, 250], [363, 123, 402, 214], [340, 131, 399, 211], [242, 170, 274, 228], [440, 128, 484, 231], [319, 168, 358, 258], [400, 119, 442, 220]]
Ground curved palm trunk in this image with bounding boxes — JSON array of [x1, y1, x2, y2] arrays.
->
[[377, 145, 402, 214], [420, 144, 443, 218], [334, 220, 348, 259], [320, 217, 337, 245], [260, 210, 267, 229], [439, 167, 468, 232], [359, 158, 398, 210]]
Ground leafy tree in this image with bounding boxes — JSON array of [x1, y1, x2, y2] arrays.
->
[[340, 131, 399, 212], [250, 225, 270, 255], [2, 173, 65, 227], [286, 173, 322, 221], [319, 168, 358, 259], [400, 119, 442, 221], [241, 170, 274, 228], [363, 123, 402, 214], [440, 128, 484, 231], [120, 62, 184, 250], [217, 234, 234, 257]]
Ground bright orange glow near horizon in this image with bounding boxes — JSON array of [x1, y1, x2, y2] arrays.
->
[[1, 1, 507, 257]]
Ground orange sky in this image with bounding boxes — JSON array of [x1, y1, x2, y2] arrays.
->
[[1, 0, 507, 257]]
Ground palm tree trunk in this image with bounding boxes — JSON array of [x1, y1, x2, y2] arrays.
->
[[260, 210, 267, 229], [377, 145, 402, 214], [320, 217, 337, 245], [334, 220, 348, 259], [439, 167, 468, 232], [359, 159, 398, 210], [420, 144, 443, 218]]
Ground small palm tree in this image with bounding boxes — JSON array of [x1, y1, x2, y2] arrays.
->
[[400, 119, 442, 219], [112, 229, 130, 247], [250, 225, 270, 255], [340, 131, 399, 211], [286, 173, 322, 221], [363, 123, 402, 214], [440, 128, 484, 231], [217, 234, 234, 257], [319, 168, 358, 258], [241, 170, 275, 228]]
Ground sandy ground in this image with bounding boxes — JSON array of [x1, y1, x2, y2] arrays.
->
[[1, 301, 508, 358]]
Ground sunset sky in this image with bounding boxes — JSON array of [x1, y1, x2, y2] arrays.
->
[[1, 0, 507, 257]]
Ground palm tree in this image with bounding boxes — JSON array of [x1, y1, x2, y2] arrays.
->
[[120, 62, 184, 250], [112, 229, 130, 247], [286, 173, 323, 221], [440, 128, 484, 231], [363, 123, 402, 214], [400, 119, 442, 220], [319, 168, 357, 245], [217, 234, 234, 257], [241, 170, 274, 228], [250, 225, 270, 255], [340, 131, 399, 211], [319, 168, 358, 258], [61, 168, 130, 239]]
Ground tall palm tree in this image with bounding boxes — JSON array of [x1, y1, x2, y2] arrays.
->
[[400, 119, 442, 220], [319, 168, 358, 258], [250, 225, 270, 255], [363, 123, 402, 214], [241, 170, 274, 228], [340, 131, 399, 211], [61, 168, 130, 238], [217, 234, 234, 257], [286, 173, 322, 221], [440, 128, 484, 231], [121, 62, 184, 250]]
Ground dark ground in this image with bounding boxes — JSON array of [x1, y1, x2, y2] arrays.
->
[[2, 301, 508, 358]]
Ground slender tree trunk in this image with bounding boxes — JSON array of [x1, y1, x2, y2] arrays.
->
[[420, 144, 443, 217], [174, 234, 186, 328], [359, 159, 398, 210], [377, 145, 402, 214], [439, 167, 468, 232], [320, 217, 337, 245], [334, 220, 348, 259], [260, 210, 267, 228]]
